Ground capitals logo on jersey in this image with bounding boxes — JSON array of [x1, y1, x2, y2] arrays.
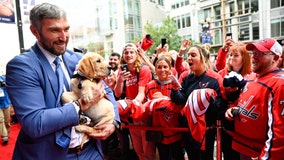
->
[[143, 97, 184, 144], [199, 82, 209, 88]]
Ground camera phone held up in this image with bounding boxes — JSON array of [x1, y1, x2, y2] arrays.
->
[[120, 64, 129, 72]]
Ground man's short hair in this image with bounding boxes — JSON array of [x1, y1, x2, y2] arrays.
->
[[110, 52, 120, 59]]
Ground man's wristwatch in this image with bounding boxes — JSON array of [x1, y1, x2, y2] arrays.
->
[[112, 120, 120, 130]]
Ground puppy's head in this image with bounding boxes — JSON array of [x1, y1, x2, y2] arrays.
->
[[77, 52, 110, 79]]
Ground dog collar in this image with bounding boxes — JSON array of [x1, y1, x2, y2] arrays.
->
[[72, 74, 100, 89]]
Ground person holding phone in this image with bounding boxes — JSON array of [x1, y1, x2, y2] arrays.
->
[[215, 34, 235, 72], [217, 42, 253, 160], [114, 43, 155, 160], [161, 38, 167, 48]]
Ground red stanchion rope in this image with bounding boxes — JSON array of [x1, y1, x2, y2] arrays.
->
[[122, 125, 189, 132]]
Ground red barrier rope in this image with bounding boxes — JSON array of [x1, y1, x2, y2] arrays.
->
[[122, 125, 189, 132], [122, 124, 219, 132]]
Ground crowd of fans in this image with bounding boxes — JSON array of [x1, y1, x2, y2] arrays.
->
[[2, 3, 284, 160], [103, 36, 284, 160]]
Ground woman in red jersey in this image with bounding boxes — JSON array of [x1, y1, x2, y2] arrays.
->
[[144, 57, 184, 160]]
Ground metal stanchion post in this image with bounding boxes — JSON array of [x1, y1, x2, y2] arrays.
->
[[216, 120, 222, 160]]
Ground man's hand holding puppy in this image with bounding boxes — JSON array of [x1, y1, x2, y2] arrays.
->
[[74, 82, 116, 139], [88, 123, 116, 140], [76, 82, 105, 111]]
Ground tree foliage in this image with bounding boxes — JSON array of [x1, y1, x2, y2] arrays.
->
[[143, 16, 182, 55]]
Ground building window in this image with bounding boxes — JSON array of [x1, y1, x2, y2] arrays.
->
[[244, 0, 250, 13], [213, 29, 221, 45], [171, 0, 189, 9], [229, 2, 235, 17], [237, 0, 251, 15], [239, 16, 249, 22], [252, 22, 259, 40], [214, 5, 221, 20], [185, 0, 189, 5], [124, 0, 141, 42], [251, 0, 259, 13], [198, 8, 211, 28], [177, 17, 181, 29], [232, 0, 258, 15], [238, 24, 249, 41], [182, 14, 191, 28], [271, 0, 284, 8], [204, 8, 211, 19], [125, 15, 141, 29], [271, 17, 284, 37], [158, 0, 164, 6], [174, 16, 181, 29], [282, 17, 284, 36]]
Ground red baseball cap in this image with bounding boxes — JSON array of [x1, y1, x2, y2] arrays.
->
[[246, 38, 282, 56]]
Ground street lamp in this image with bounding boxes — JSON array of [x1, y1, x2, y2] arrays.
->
[[200, 17, 212, 44]]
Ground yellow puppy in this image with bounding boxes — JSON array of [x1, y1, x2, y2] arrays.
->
[[61, 52, 115, 147]]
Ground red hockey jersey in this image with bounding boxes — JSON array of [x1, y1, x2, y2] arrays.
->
[[143, 97, 184, 144], [231, 69, 284, 159], [181, 88, 217, 150], [116, 99, 144, 123]]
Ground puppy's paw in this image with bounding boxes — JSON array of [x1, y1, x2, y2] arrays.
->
[[81, 93, 93, 103], [75, 125, 101, 134], [61, 92, 78, 104], [75, 125, 92, 134]]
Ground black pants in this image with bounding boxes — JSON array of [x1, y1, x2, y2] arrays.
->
[[156, 140, 184, 160], [221, 120, 240, 160]]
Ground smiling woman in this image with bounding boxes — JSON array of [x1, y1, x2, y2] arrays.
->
[[143, 57, 185, 160], [145, 57, 172, 100]]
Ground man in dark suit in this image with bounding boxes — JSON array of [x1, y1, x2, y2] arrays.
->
[[6, 3, 120, 160]]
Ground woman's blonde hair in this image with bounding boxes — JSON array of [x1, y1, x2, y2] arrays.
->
[[191, 44, 212, 70], [120, 43, 143, 73]]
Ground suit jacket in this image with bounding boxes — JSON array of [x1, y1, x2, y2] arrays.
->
[[6, 43, 119, 160]]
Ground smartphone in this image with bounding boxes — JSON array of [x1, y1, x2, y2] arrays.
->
[[120, 64, 129, 71], [161, 38, 167, 48], [169, 75, 182, 88], [226, 33, 232, 40]]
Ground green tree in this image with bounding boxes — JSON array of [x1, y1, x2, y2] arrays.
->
[[143, 16, 182, 55]]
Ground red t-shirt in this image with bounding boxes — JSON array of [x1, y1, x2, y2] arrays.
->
[[124, 65, 152, 99]]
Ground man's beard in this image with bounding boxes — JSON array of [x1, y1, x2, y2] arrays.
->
[[40, 34, 68, 56], [109, 63, 118, 70]]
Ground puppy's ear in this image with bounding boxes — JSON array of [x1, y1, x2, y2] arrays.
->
[[78, 57, 96, 79]]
